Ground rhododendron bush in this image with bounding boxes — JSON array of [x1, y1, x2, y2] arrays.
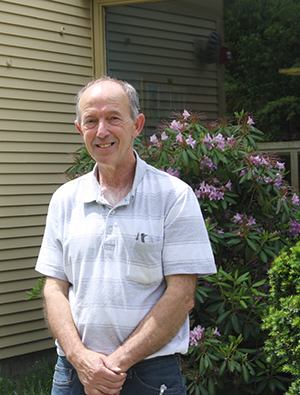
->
[[141, 110, 299, 270], [138, 110, 299, 394]]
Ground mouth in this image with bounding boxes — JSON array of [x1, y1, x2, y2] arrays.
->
[[96, 142, 114, 149]]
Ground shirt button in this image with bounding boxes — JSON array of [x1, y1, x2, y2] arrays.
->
[[108, 226, 113, 233], [111, 209, 116, 215]]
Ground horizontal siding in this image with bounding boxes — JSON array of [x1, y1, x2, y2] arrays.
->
[[106, 1, 221, 137], [0, 0, 92, 359]]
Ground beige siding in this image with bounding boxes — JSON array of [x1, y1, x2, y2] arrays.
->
[[0, 0, 93, 359]]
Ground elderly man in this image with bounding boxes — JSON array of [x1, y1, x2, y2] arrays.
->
[[36, 77, 216, 395]]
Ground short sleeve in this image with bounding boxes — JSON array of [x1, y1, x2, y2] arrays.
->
[[162, 186, 216, 277], [35, 192, 68, 282]]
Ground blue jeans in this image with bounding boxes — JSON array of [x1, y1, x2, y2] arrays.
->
[[51, 354, 186, 395]]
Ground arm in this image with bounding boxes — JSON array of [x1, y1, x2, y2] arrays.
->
[[43, 276, 126, 395], [105, 273, 197, 372]]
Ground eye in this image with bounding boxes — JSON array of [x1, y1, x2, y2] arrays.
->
[[84, 118, 97, 129], [108, 115, 122, 124]]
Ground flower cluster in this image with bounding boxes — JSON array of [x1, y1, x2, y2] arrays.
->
[[194, 179, 232, 201], [288, 218, 300, 237], [189, 325, 220, 346]]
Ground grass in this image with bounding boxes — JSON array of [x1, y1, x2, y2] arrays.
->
[[0, 360, 54, 395]]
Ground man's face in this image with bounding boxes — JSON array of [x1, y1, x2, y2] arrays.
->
[[75, 81, 144, 171]]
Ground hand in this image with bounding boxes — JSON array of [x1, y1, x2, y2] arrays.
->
[[72, 348, 126, 395]]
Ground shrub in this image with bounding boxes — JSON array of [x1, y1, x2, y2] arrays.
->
[[262, 241, 300, 395], [139, 110, 299, 394], [141, 110, 299, 271]]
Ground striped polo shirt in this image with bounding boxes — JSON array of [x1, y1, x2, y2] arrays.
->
[[36, 152, 216, 358]]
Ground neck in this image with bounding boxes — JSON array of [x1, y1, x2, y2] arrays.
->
[[97, 156, 136, 206]]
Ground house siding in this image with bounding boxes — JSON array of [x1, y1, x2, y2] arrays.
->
[[0, 0, 224, 361], [0, 0, 93, 359], [105, 0, 224, 136]]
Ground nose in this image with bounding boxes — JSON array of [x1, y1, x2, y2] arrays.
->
[[96, 119, 110, 138]]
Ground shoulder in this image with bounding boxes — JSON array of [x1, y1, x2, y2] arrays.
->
[[51, 171, 94, 204]]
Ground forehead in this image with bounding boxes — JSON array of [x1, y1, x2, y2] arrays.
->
[[80, 81, 130, 115]]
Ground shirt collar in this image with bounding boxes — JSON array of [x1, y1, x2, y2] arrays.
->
[[79, 150, 147, 206]]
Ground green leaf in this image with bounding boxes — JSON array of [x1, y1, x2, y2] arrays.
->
[[247, 135, 258, 149], [252, 279, 266, 288], [215, 150, 228, 164], [219, 360, 227, 375], [208, 377, 216, 395], [216, 310, 231, 325], [231, 314, 242, 334], [246, 238, 258, 252], [199, 356, 205, 374], [182, 150, 189, 167], [187, 148, 198, 161], [242, 364, 249, 382], [246, 167, 253, 180], [199, 384, 209, 395], [227, 238, 241, 245], [175, 151, 183, 166], [268, 378, 276, 392], [235, 272, 250, 284]]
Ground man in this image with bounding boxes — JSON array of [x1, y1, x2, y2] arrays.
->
[[36, 77, 216, 395]]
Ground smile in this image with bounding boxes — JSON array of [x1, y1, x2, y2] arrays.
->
[[97, 143, 114, 148]]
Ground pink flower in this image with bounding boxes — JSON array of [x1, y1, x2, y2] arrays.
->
[[214, 133, 226, 151], [189, 325, 205, 346], [227, 136, 236, 147], [225, 180, 232, 190], [176, 132, 183, 143], [276, 161, 285, 171], [292, 193, 299, 206], [200, 156, 217, 171], [203, 134, 214, 149], [183, 110, 190, 120], [288, 219, 300, 237], [247, 116, 255, 125], [170, 120, 183, 132], [194, 189, 201, 198], [186, 135, 196, 149], [247, 216, 256, 226], [249, 155, 262, 166], [233, 213, 243, 224], [161, 131, 168, 141], [274, 173, 283, 188], [264, 177, 273, 184], [261, 157, 271, 167], [214, 327, 221, 336], [165, 167, 180, 178], [150, 134, 158, 144]]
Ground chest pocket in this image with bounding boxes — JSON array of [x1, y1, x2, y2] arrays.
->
[[126, 240, 163, 285]]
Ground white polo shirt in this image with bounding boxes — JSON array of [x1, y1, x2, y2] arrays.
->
[[36, 153, 216, 358]]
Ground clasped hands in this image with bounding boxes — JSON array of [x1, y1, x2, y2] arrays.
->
[[74, 349, 127, 395]]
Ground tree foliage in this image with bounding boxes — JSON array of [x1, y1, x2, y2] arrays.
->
[[224, 0, 300, 141], [262, 241, 300, 395]]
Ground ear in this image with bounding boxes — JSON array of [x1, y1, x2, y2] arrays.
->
[[132, 113, 145, 138], [75, 120, 84, 137]]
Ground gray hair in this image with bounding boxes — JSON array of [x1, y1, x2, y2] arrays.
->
[[75, 76, 141, 125]]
